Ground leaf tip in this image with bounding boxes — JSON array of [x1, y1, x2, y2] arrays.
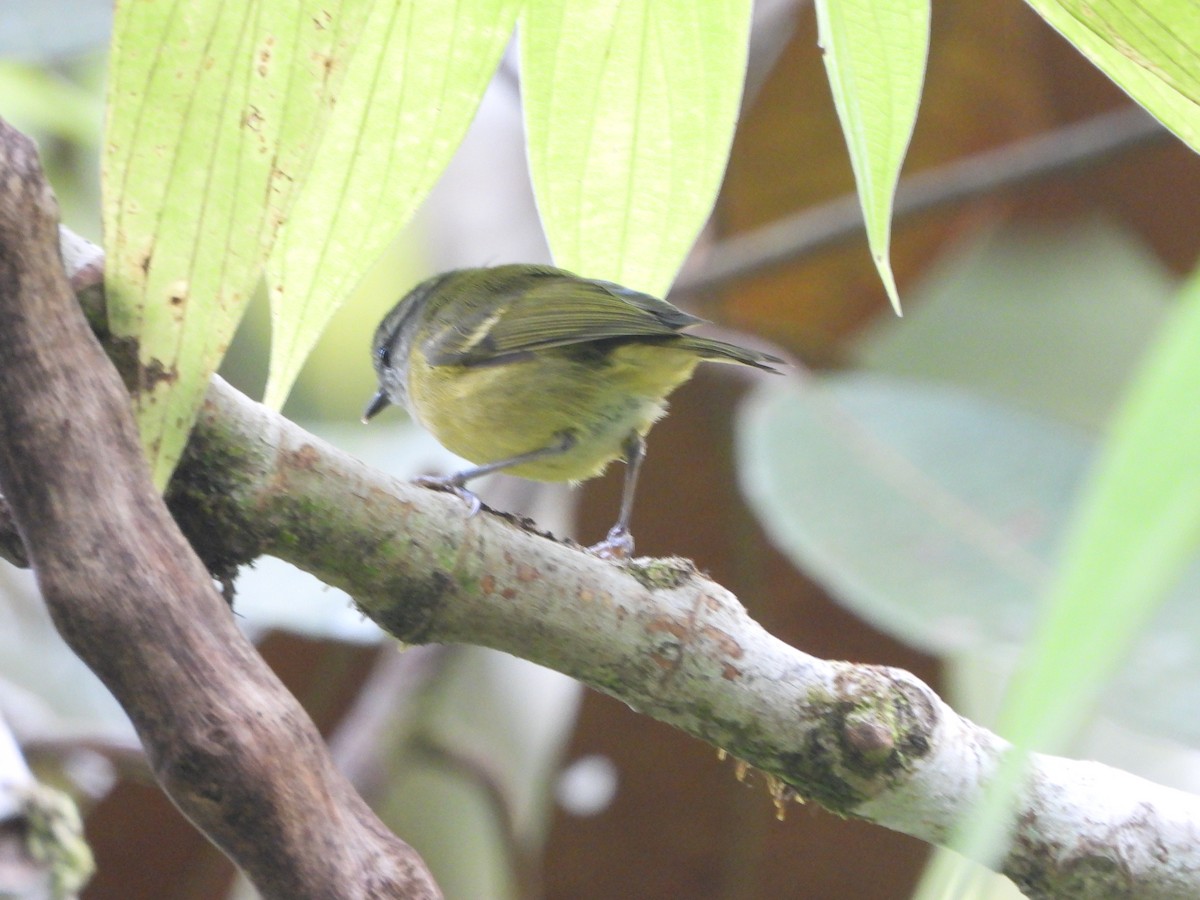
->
[[876, 256, 903, 317]]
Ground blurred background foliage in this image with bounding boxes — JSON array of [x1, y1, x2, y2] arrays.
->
[[2, 0, 1200, 898]]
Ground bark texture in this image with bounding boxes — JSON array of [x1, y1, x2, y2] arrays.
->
[[0, 119, 439, 898]]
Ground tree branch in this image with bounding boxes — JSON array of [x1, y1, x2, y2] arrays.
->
[[176, 314, 1200, 898], [0, 118, 440, 898]]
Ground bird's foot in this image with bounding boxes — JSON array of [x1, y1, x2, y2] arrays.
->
[[414, 475, 483, 517], [589, 524, 634, 560]]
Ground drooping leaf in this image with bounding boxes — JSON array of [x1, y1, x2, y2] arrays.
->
[[520, 0, 752, 298], [814, 0, 930, 314], [262, 1, 521, 410], [1024, 0, 1200, 152], [103, 0, 368, 486]]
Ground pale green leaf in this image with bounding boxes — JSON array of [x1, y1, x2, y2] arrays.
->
[[739, 221, 1200, 748], [1024, 0, 1200, 152], [520, 0, 752, 298], [103, 0, 368, 487], [739, 371, 1200, 746], [262, 1, 521, 410], [0, 62, 102, 145], [814, 0, 930, 314], [739, 374, 1081, 653]]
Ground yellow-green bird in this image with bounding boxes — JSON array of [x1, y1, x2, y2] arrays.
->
[[364, 264, 782, 557]]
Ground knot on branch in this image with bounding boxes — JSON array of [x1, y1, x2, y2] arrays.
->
[[834, 668, 935, 777], [778, 666, 937, 813]]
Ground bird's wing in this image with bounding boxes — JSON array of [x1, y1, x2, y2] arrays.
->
[[422, 267, 705, 367]]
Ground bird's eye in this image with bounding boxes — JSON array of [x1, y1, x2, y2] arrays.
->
[[375, 343, 390, 368]]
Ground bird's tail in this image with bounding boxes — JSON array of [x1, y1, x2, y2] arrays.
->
[[673, 335, 785, 373]]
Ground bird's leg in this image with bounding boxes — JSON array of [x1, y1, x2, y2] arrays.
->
[[417, 432, 577, 517], [590, 432, 646, 560]]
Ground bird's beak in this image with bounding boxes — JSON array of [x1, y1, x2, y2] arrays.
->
[[361, 389, 391, 424]]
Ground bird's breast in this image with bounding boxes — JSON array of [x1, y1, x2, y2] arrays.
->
[[407, 342, 700, 482]]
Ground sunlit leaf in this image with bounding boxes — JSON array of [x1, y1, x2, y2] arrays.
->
[[103, 0, 368, 486], [814, 0, 930, 314], [520, 0, 752, 298], [1025, 0, 1200, 151], [262, 1, 521, 410]]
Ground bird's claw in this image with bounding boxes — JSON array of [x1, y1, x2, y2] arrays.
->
[[589, 524, 634, 560], [414, 475, 483, 517]]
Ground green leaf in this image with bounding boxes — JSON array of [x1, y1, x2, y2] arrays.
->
[[0, 62, 102, 144], [262, 1, 521, 410], [814, 0, 930, 314], [739, 221, 1200, 748], [520, 0, 752, 298], [999, 264, 1200, 751], [103, 0, 368, 487], [738, 373, 1083, 654], [739, 370, 1200, 746], [1024, 0, 1200, 152]]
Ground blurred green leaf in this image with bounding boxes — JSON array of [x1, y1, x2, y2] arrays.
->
[[1024, 0, 1200, 151], [814, 0, 930, 314], [937, 263, 1200, 882], [520, 0, 752, 298], [738, 373, 1080, 653], [856, 218, 1173, 430], [739, 371, 1200, 746], [102, 0, 368, 487], [999, 264, 1200, 750], [262, 1, 520, 410], [375, 649, 582, 900], [0, 62, 101, 144], [740, 221, 1200, 747]]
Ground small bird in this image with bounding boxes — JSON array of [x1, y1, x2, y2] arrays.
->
[[364, 264, 782, 557]]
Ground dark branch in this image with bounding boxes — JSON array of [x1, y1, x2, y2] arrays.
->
[[0, 118, 439, 899]]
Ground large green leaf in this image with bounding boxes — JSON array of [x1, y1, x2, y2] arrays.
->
[[739, 374, 1083, 655], [814, 0, 930, 314], [738, 221, 1200, 746], [520, 0, 752, 298], [103, 0, 368, 487], [738, 370, 1200, 745], [262, 1, 521, 409], [1025, 0, 1200, 152]]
